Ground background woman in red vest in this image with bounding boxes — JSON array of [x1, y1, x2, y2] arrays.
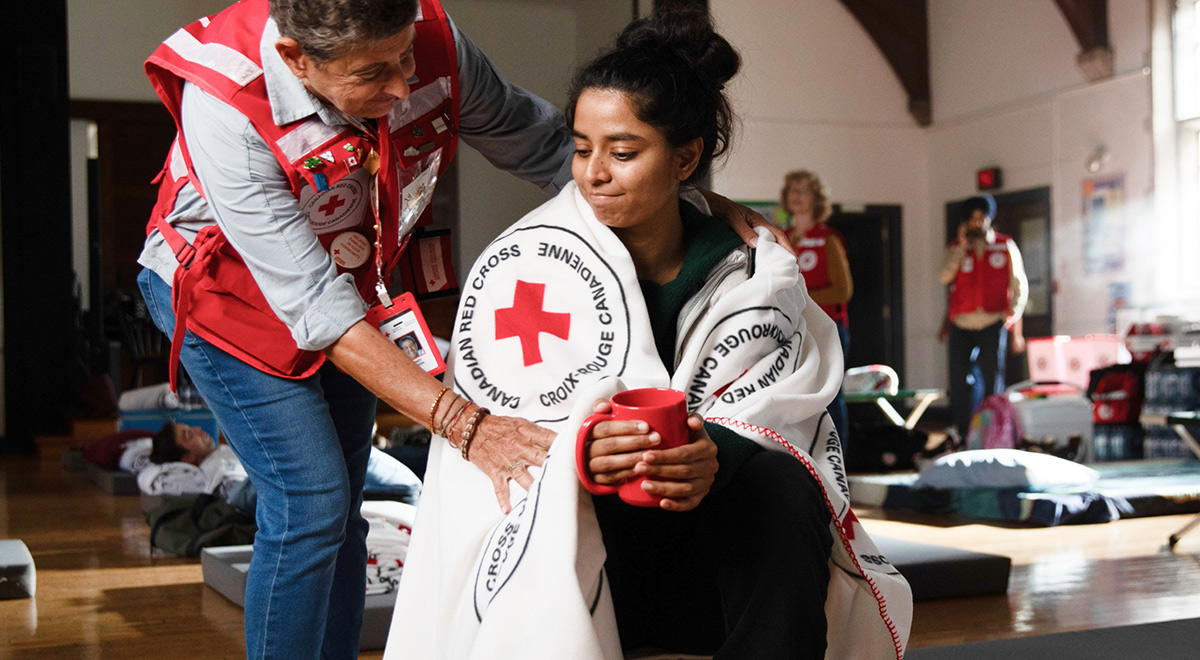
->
[[781, 170, 853, 448]]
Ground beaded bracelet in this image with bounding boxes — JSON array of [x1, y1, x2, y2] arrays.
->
[[428, 386, 451, 433], [459, 407, 490, 462]]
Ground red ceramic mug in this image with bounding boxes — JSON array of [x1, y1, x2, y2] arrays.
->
[[575, 388, 689, 507]]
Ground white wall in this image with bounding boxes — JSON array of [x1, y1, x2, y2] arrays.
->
[[713, 0, 1156, 393], [68, 0, 231, 101], [927, 0, 1154, 389], [447, 1, 630, 269], [710, 0, 933, 384]]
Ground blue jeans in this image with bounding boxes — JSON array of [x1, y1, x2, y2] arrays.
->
[[826, 322, 850, 451], [949, 320, 1008, 440], [139, 269, 375, 660]]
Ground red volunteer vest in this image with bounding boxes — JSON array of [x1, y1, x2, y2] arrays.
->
[[948, 233, 1013, 318], [794, 224, 848, 324], [144, 0, 459, 388]]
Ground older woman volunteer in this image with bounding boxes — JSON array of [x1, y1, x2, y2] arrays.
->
[[781, 170, 854, 447], [386, 9, 911, 660], [136, 1, 784, 658]]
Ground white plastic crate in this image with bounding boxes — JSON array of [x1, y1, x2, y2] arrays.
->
[[1008, 382, 1095, 462], [1026, 334, 1121, 389]]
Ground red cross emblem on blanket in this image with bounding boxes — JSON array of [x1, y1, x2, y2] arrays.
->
[[494, 280, 571, 366], [841, 508, 859, 541]]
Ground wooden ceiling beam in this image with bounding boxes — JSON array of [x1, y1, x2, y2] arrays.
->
[[1053, 0, 1113, 81], [839, 0, 931, 126]]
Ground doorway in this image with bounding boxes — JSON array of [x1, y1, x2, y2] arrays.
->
[[944, 187, 1053, 386], [828, 204, 906, 383]]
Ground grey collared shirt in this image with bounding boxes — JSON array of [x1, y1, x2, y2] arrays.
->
[[140, 15, 573, 352]]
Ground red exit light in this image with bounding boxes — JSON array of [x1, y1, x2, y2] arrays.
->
[[977, 167, 1002, 191]]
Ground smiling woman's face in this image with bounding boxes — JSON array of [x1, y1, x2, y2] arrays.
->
[[785, 179, 816, 217], [280, 26, 418, 119], [571, 88, 698, 232]]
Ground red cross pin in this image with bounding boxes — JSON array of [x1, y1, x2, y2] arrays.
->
[[494, 280, 570, 366], [319, 194, 346, 216]]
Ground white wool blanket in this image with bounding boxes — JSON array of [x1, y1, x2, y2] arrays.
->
[[386, 183, 911, 659], [362, 501, 417, 597], [136, 445, 247, 497]]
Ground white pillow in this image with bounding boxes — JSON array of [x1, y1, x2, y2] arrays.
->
[[914, 449, 1100, 492], [119, 438, 154, 474]]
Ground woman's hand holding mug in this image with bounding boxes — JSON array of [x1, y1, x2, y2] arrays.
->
[[576, 388, 717, 511]]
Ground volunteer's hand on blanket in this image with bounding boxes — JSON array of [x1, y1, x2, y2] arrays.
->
[[471, 415, 556, 514], [582, 399, 718, 511], [700, 189, 796, 256]]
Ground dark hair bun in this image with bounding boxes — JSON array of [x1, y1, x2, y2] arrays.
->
[[616, 9, 740, 92], [567, 7, 741, 184]]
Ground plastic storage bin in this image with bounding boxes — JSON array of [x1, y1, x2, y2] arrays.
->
[[119, 408, 220, 442], [1026, 334, 1121, 390], [1007, 381, 1095, 462]]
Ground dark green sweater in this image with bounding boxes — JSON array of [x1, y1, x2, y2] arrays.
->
[[639, 202, 762, 492]]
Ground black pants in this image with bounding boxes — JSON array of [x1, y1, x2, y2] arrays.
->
[[593, 450, 833, 660], [949, 320, 1008, 439]]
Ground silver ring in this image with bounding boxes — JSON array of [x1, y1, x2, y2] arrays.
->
[[507, 460, 526, 475]]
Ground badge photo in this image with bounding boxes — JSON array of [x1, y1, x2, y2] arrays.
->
[[366, 292, 446, 377]]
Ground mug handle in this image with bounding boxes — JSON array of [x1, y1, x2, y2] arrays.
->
[[576, 412, 619, 496]]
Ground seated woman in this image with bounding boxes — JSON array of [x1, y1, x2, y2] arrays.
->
[[386, 9, 911, 660]]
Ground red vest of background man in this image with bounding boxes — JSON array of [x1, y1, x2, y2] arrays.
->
[[143, 0, 459, 387], [794, 223, 848, 324], [948, 233, 1014, 318]]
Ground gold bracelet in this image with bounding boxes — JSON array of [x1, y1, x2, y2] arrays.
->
[[444, 400, 472, 447], [459, 407, 490, 462], [428, 387, 451, 433], [435, 394, 463, 437]]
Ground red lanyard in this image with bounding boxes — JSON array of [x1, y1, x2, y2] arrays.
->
[[371, 117, 393, 307], [334, 109, 393, 308]]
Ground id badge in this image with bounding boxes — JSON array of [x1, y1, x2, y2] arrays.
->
[[366, 292, 446, 377]]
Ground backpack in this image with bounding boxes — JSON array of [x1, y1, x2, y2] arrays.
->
[[967, 394, 1023, 450], [146, 493, 257, 557], [1089, 364, 1146, 424]]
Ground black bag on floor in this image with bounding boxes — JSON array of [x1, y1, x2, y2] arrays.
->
[[846, 424, 928, 473], [146, 493, 257, 557]]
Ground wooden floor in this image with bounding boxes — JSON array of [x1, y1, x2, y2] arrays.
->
[[3, 444, 1200, 659]]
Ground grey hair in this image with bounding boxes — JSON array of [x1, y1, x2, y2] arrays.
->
[[269, 0, 420, 63]]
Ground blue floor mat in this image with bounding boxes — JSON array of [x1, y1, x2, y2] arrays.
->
[[850, 459, 1200, 526]]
